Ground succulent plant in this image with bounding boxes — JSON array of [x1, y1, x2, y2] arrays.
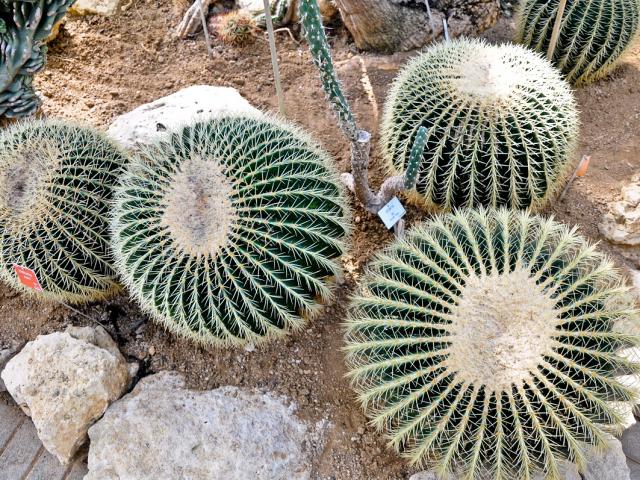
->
[[0, 0, 76, 119], [0, 120, 127, 303], [214, 10, 259, 47], [517, 0, 640, 86], [111, 115, 351, 346], [345, 208, 640, 479], [381, 38, 579, 212], [299, 0, 357, 140]]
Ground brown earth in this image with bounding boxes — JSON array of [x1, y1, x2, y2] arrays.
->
[[1, 2, 640, 478]]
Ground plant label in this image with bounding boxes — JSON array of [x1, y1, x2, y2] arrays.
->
[[378, 197, 406, 230], [13, 264, 43, 291]]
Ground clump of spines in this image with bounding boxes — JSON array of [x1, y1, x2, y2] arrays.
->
[[0, 120, 127, 303], [215, 10, 259, 47], [517, 0, 640, 86], [345, 208, 640, 479], [111, 114, 351, 346], [381, 38, 579, 212]]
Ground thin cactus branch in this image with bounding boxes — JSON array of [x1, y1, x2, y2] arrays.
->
[[299, 0, 424, 221]]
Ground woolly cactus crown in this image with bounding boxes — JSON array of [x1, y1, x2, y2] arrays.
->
[[0, 120, 127, 303], [381, 38, 579, 212], [112, 114, 351, 346], [345, 208, 639, 479], [517, 0, 640, 86]]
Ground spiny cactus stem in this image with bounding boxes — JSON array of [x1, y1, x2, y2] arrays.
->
[[547, 0, 568, 60], [264, 0, 287, 115]]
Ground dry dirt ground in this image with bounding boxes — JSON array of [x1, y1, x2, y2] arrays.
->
[[1, 2, 640, 478]]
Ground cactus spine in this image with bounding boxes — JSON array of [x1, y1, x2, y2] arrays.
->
[[345, 208, 640, 479], [111, 115, 351, 346], [517, 0, 640, 86], [0, 0, 76, 118], [381, 38, 579, 212], [0, 120, 127, 303]]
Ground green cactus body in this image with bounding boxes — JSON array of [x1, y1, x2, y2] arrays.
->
[[0, 120, 127, 303], [299, 0, 357, 139], [111, 115, 351, 346], [381, 38, 579, 212], [346, 208, 640, 479], [0, 0, 76, 118], [517, 0, 640, 86], [403, 126, 427, 190]]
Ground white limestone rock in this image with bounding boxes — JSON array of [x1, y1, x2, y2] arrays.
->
[[581, 436, 631, 480], [600, 175, 640, 246], [0, 327, 134, 464], [70, 0, 121, 16], [86, 371, 323, 479], [107, 85, 260, 149]]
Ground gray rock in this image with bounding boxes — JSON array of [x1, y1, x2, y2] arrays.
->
[[622, 422, 640, 479], [581, 436, 631, 480], [86, 371, 324, 480], [1, 327, 134, 464], [532, 462, 581, 480], [600, 175, 640, 246], [409, 471, 456, 480], [107, 85, 260, 149], [0, 341, 20, 392]]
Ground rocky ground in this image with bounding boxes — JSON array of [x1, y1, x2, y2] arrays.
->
[[1, 0, 640, 478]]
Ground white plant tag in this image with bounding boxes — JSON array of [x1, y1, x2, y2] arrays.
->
[[378, 197, 406, 230]]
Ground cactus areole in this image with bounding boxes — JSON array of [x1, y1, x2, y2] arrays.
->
[[382, 38, 579, 212], [345, 208, 640, 479], [111, 115, 351, 346]]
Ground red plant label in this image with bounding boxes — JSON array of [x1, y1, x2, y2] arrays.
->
[[13, 265, 43, 291]]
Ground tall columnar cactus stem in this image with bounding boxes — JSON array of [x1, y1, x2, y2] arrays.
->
[[382, 38, 579, 212], [111, 115, 351, 346], [299, 0, 427, 219], [299, 0, 357, 139], [0, 120, 127, 303], [345, 208, 640, 479], [517, 0, 640, 86], [0, 0, 77, 118]]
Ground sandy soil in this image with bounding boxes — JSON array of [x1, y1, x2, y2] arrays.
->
[[1, 2, 639, 478]]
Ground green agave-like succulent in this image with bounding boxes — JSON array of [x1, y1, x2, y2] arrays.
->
[[345, 208, 640, 479], [517, 0, 640, 86], [0, 120, 127, 303], [111, 115, 351, 346], [381, 38, 579, 212]]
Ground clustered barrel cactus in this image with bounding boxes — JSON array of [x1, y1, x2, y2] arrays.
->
[[0, 120, 127, 303], [517, 0, 640, 86], [381, 38, 579, 212], [111, 115, 350, 346], [0, 0, 76, 118], [345, 208, 640, 479]]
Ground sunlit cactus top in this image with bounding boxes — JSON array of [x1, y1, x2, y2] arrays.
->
[[0, 120, 126, 303], [345, 208, 639, 479], [381, 38, 579, 212], [111, 115, 351, 346], [517, 0, 640, 86]]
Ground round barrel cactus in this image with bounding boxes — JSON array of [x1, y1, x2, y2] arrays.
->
[[517, 0, 640, 86], [112, 115, 350, 346], [345, 208, 639, 479], [0, 120, 127, 303], [381, 38, 579, 212]]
